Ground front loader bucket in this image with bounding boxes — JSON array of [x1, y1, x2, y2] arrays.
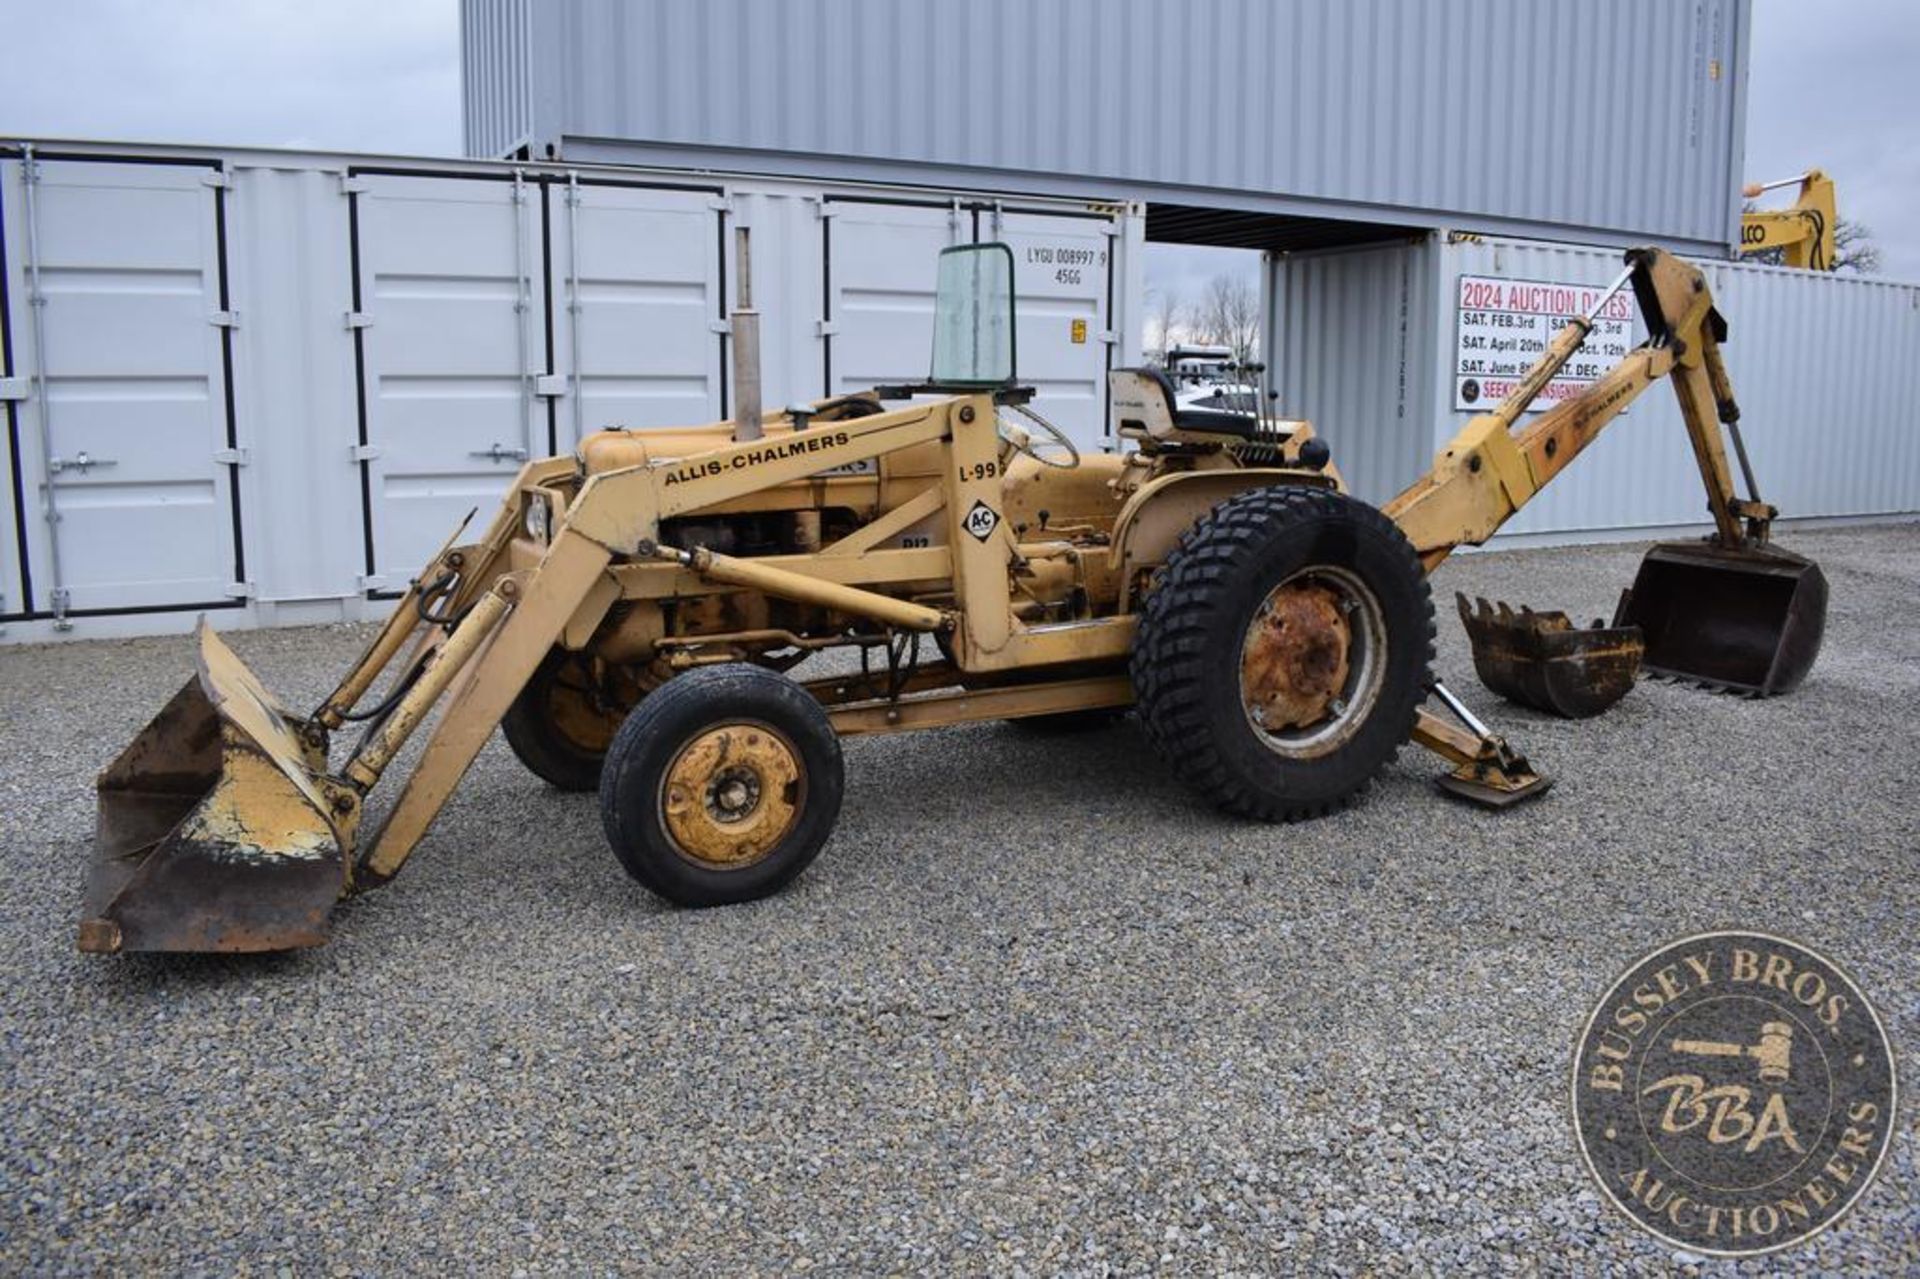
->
[[79, 622, 357, 954], [1613, 541, 1828, 696], [1456, 595, 1643, 719]]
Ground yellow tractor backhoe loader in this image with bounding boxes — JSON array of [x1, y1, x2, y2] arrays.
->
[[1740, 169, 1838, 271], [79, 242, 1826, 954]]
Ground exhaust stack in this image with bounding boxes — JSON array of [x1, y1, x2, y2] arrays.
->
[[731, 226, 763, 442]]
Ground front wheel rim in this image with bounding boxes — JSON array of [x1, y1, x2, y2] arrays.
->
[[1238, 565, 1388, 759], [659, 721, 804, 870]]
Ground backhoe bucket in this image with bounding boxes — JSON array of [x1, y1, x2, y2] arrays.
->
[[78, 622, 357, 954], [1456, 595, 1643, 719], [1613, 541, 1828, 696]]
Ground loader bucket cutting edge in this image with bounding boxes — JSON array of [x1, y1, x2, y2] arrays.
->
[[1613, 541, 1828, 697], [78, 621, 357, 954]]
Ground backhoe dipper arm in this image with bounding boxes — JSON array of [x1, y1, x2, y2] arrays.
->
[[1385, 248, 1771, 573]]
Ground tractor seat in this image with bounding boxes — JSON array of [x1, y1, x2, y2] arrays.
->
[[1110, 367, 1258, 444]]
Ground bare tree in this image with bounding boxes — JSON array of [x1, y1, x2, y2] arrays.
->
[[1146, 287, 1184, 363], [1832, 219, 1882, 274], [1190, 274, 1261, 363]]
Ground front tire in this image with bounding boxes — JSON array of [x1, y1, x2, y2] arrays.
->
[[1130, 487, 1433, 820], [598, 664, 844, 907]]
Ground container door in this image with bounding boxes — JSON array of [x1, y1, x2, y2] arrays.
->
[[0, 175, 23, 622], [990, 210, 1118, 451], [1, 156, 243, 615], [822, 200, 967, 397], [351, 172, 547, 590], [549, 180, 724, 447]]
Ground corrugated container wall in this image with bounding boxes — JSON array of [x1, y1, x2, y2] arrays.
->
[[461, 0, 536, 159], [1268, 238, 1438, 508], [461, 0, 1752, 254], [1269, 236, 1920, 540]]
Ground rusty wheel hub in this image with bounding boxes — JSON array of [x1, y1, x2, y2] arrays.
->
[[661, 723, 802, 869], [1239, 567, 1385, 758]]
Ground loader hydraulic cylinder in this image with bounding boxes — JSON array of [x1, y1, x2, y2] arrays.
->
[[344, 587, 513, 790]]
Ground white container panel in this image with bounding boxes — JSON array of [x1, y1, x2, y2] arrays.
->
[[353, 171, 549, 587], [551, 178, 725, 446], [224, 165, 363, 608], [992, 208, 1119, 451], [2, 156, 243, 614], [0, 170, 25, 622], [824, 200, 964, 396], [724, 187, 829, 415], [0, 384, 21, 622]]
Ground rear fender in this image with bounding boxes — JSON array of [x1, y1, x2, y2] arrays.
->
[[1110, 469, 1336, 609]]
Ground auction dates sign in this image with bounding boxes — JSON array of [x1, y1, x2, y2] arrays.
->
[[1454, 274, 1636, 411]]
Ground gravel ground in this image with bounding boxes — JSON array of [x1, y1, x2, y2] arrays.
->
[[2, 523, 1916, 1274]]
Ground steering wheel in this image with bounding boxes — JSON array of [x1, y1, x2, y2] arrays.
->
[[998, 403, 1081, 470]]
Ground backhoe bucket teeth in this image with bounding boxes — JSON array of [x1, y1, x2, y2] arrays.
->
[[1613, 541, 1828, 696], [78, 622, 356, 954], [1456, 594, 1643, 719]]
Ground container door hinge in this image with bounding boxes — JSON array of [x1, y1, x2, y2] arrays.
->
[[212, 447, 250, 466], [357, 574, 389, 592], [708, 319, 734, 335], [0, 376, 26, 402], [225, 580, 255, 599], [344, 311, 374, 329], [815, 202, 840, 220], [208, 310, 240, 329], [815, 320, 839, 337], [707, 195, 733, 214], [338, 174, 368, 196], [201, 170, 232, 189], [533, 373, 568, 398], [350, 444, 383, 462], [1099, 330, 1118, 345]]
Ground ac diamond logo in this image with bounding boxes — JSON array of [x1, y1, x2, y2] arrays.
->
[[962, 500, 1000, 542]]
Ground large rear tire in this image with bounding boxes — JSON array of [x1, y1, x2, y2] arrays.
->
[[1130, 487, 1433, 820], [501, 649, 646, 792], [599, 664, 844, 907]]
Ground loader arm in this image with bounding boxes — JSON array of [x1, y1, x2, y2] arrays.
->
[[1385, 248, 1771, 571]]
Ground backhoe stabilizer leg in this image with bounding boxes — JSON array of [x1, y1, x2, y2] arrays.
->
[[1412, 686, 1553, 809]]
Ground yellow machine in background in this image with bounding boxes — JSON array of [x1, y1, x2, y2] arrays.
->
[[1740, 169, 1838, 270], [78, 241, 1827, 954]]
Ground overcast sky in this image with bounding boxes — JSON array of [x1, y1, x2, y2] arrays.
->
[[2, 0, 1915, 310]]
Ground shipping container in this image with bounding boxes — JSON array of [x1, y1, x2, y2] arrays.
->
[[0, 140, 1143, 642], [461, 0, 1753, 256]]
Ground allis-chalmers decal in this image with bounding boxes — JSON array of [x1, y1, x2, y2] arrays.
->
[[661, 431, 854, 486]]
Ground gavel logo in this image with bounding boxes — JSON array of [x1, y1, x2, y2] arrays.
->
[[1671, 1021, 1794, 1084], [1573, 932, 1896, 1257]]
